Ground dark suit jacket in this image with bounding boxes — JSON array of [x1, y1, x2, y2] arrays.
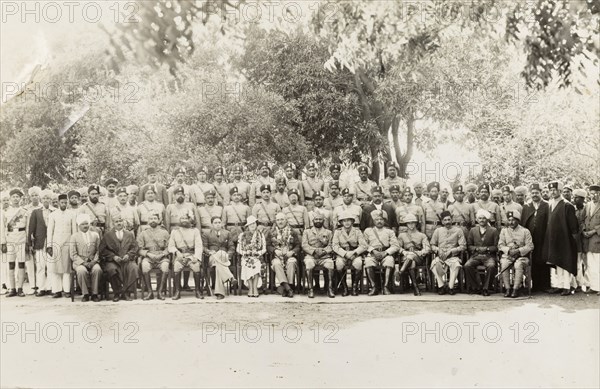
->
[[361, 202, 397, 230], [138, 183, 169, 207], [28, 207, 50, 250], [521, 200, 549, 264], [201, 229, 235, 257], [467, 225, 499, 257], [99, 229, 138, 264]]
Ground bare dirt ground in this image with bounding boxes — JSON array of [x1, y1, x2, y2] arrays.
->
[[1, 290, 598, 388]]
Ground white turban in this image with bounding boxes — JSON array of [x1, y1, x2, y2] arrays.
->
[[476, 209, 491, 220], [40, 189, 54, 199], [28, 186, 42, 196], [76, 213, 91, 226]]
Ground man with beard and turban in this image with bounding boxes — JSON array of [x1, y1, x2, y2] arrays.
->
[[430, 210, 467, 295], [100, 212, 139, 302], [543, 181, 579, 296], [465, 183, 478, 204], [137, 212, 171, 300], [521, 183, 551, 292], [81, 185, 107, 237], [470, 183, 500, 229], [499, 210, 534, 298]]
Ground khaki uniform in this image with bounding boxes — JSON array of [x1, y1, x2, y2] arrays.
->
[[285, 178, 305, 204], [168, 227, 203, 273], [137, 201, 165, 233], [324, 196, 344, 211], [272, 191, 290, 209], [448, 200, 472, 236], [167, 184, 193, 204], [309, 207, 332, 230], [332, 203, 362, 229], [363, 227, 399, 268], [332, 227, 367, 271], [107, 203, 139, 232], [221, 202, 251, 243], [213, 182, 230, 206], [229, 180, 251, 204], [398, 230, 430, 265], [250, 176, 276, 207], [354, 179, 377, 206], [499, 202, 523, 227], [302, 178, 324, 210], [251, 200, 281, 231], [499, 224, 534, 289], [282, 204, 310, 231], [302, 227, 334, 270], [138, 227, 171, 273], [380, 177, 405, 201], [470, 200, 500, 228], [394, 202, 425, 233], [198, 204, 223, 234], [165, 202, 198, 232], [422, 198, 447, 239], [189, 182, 217, 206], [81, 201, 107, 235]]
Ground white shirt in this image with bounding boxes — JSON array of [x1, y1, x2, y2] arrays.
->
[[116, 230, 123, 240]]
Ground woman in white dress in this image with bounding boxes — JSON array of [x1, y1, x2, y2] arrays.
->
[[237, 216, 266, 297]]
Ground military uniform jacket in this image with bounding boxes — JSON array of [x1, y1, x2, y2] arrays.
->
[[165, 202, 199, 232], [394, 202, 424, 226], [423, 198, 446, 224], [167, 183, 193, 204], [198, 204, 223, 231], [272, 192, 290, 209], [430, 226, 466, 253], [252, 200, 281, 227], [302, 178, 324, 201], [189, 182, 217, 206], [353, 179, 377, 204], [138, 182, 169, 206], [3, 205, 29, 244], [202, 228, 235, 257], [229, 180, 252, 204], [168, 227, 203, 260], [137, 226, 170, 257], [137, 201, 166, 227], [398, 230, 430, 257], [107, 203, 139, 232], [448, 201, 472, 227], [361, 202, 397, 230], [470, 200, 500, 227], [282, 204, 310, 229], [323, 177, 349, 198], [302, 227, 333, 257], [285, 178, 305, 204], [222, 202, 251, 227], [332, 227, 367, 257], [380, 176, 405, 199], [332, 203, 362, 228], [250, 176, 276, 206], [100, 195, 119, 211], [498, 225, 534, 257], [324, 196, 344, 211], [81, 201, 108, 229], [213, 181, 230, 206], [363, 227, 400, 254], [583, 201, 600, 253]]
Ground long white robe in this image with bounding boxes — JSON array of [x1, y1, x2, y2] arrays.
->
[[46, 209, 77, 274]]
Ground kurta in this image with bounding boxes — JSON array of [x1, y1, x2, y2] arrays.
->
[[46, 209, 77, 274]]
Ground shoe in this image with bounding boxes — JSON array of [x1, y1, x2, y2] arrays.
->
[[287, 290, 294, 298], [327, 288, 335, 298], [6, 289, 17, 297], [216, 294, 224, 300], [82, 295, 90, 302], [308, 288, 315, 298], [504, 288, 512, 298], [383, 286, 391, 295], [368, 288, 378, 296], [230, 278, 238, 289], [482, 289, 490, 296], [143, 292, 154, 301], [437, 286, 446, 295], [52, 292, 62, 298], [112, 294, 120, 302], [17, 288, 26, 297], [449, 288, 456, 295], [35, 290, 45, 297], [511, 288, 520, 298], [91, 294, 100, 302], [560, 289, 571, 296]]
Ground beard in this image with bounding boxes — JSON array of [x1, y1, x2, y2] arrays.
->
[[90, 197, 98, 204], [176, 197, 184, 204], [313, 222, 324, 228], [149, 222, 158, 228]]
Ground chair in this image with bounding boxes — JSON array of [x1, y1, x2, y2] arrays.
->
[[498, 252, 533, 297]]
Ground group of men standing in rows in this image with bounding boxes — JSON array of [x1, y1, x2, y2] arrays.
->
[[1, 161, 599, 300]]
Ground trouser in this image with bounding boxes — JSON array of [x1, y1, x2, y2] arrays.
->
[[25, 252, 35, 289], [335, 256, 362, 271], [430, 256, 461, 289], [35, 249, 51, 291], [575, 252, 590, 289], [464, 255, 497, 290], [550, 266, 575, 289], [141, 257, 170, 273], [304, 255, 334, 270], [209, 252, 234, 296], [75, 264, 102, 295], [51, 272, 71, 293], [500, 256, 529, 289], [531, 260, 550, 291], [173, 256, 201, 273], [6, 236, 26, 289], [104, 261, 139, 294], [272, 256, 297, 284], [364, 255, 394, 268], [585, 252, 599, 292]]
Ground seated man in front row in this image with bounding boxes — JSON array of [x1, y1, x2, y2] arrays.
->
[[302, 212, 334, 298], [99, 212, 139, 302], [332, 210, 367, 296], [499, 210, 534, 298], [266, 212, 301, 298], [137, 212, 171, 300], [202, 216, 238, 300], [464, 209, 499, 296], [363, 211, 400, 296], [70, 214, 102, 302], [430, 210, 467, 295], [397, 213, 430, 296], [168, 213, 204, 300]]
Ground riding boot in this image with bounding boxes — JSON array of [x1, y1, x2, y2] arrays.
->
[[194, 273, 203, 299], [351, 270, 359, 296], [383, 268, 391, 295], [157, 272, 167, 300], [143, 273, 154, 300], [326, 269, 335, 298], [172, 273, 181, 300], [306, 270, 314, 298], [340, 271, 349, 297], [182, 270, 191, 291], [367, 268, 378, 296], [409, 268, 421, 296]]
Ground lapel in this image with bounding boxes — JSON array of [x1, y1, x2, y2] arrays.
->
[[551, 198, 563, 213]]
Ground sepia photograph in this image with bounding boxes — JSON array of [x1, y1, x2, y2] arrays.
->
[[1, 0, 599, 388]]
